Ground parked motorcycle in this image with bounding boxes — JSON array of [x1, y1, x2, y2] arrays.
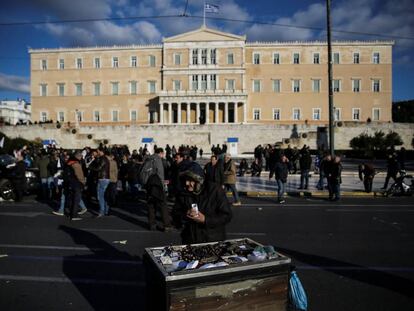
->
[[385, 170, 413, 197]]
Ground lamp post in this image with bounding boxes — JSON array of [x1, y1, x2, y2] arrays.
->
[[326, 0, 335, 156]]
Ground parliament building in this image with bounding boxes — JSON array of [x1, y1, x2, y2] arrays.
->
[[30, 26, 393, 126]]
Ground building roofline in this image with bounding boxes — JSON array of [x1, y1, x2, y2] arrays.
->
[[29, 44, 163, 54], [246, 40, 395, 46]]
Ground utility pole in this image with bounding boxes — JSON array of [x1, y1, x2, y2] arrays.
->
[[326, 0, 335, 156]]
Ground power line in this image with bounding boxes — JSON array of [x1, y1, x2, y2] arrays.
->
[[0, 13, 413, 41]]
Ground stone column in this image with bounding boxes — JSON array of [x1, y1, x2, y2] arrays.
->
[[177, 103, 182, 124], [168, 102, 172, 124], [215, 102, 219, 123], [196, 102, 200, 124], [234, 102, 238, 123], [243, 101, 247, 123], [224, 102, 229, 123], [205, 103, 210, 124], [159, 103, 164, 124], [187, 103, 191, 123]]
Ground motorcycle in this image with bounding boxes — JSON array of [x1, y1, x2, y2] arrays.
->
[[385, 170, 413, 197]]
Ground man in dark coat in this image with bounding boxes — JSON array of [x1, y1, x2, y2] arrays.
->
[[12, 153, 26, 202], [298, 146, 312, 190], [382, 153, 400, 190], [204, 155, 224, 187], [327, 156, 342, 201], [274, 155, 289, 203], [173, 169, 232, 244], [359, 162, 375, 193]]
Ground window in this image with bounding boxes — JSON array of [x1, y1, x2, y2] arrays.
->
[[210, 74, 216, 90], [313, 53, 320, 64], [353, 53, 360, 64], [201, 74, 207, 90], [352, 79, 360, 92], [41, 59, 47, 70], [273, 108, 281, 120], [201, 49, 207, 65], [130, 81, 137, 95], [273, 53, 280, 64], [173, 80, 181, 91], [293, 108, 301, 120], [192, 49, 198, 65], [333, 52, 340, 64], [40, 111, 48, 122], [210, 49, 216, 64], [272, 79, 281, 93], [93, 111, 100, 122], [372, 79, 380, 92], [253, 80, 261, 92], [334, 108, 341, 121], [253, 108, 261, 120], [111, 82, 119, 95], [227, 53, 234, 65], [94, 57, 100, 69], [352, 108, 360, 120], [40, 84, 47, 96], [292, 79, 301, 92], [312, 79, 320, 93], [130, 110, 137, 121], [76, 111, 83, 122], [174, 54, 181, 66], [112, 57, 119, 68], [112, 110, 119, 122], [226, 79, 235, 91], [192, 75, 198, 90], [293, 53, 300, 64], [93, 82, 101, 96], [149, 55, 156, 67], [148, 81, 156, 93], [58, 111, 65, 122], [58, 83, 65, 97], [373, 52, 380, 64], [333, 79, 341, 92], [253, 53, 260, 64], [59, 59, 64, 70], [313, 108, 321, 120], [75, 83, 82, 96], [76, 58, 83, 69], [131, 56, 137, 67], [373, 108, 380, 121]]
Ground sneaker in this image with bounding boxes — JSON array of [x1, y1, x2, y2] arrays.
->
[[71, 217, 82, 221], [78, 208, 87, 215], [96, 214, 104, 218], [232, 201, 242, 206], [52, 211, 64, 216], [279, 199, 286, 204]]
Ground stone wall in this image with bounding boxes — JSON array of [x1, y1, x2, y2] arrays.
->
[[1, 122, 413, 154]]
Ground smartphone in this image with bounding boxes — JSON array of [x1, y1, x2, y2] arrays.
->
[[191, 203, 199, 216]]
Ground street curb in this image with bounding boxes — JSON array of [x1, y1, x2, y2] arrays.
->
[[241, 190, 382, 198]]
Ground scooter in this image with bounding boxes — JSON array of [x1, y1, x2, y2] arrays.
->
[[385, 170, 413, 197]]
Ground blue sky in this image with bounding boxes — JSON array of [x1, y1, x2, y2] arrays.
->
[[0, 0, 413, 102]]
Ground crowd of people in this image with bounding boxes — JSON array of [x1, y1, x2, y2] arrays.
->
[[1, 142, 409, 243]]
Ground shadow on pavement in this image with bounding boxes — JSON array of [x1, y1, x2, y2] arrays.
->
[[279, 247, 414, 299], [59, 225, 145, 311]]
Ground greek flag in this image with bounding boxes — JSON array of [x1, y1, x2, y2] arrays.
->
[[205, 3, 219, 13]]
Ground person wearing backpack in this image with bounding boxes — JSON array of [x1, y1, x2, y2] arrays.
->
[[144, 148, 172, 231]]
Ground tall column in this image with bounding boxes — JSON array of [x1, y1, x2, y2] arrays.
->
[[215, 102, 219, 123], [187, 103, 191, 123], [196, 102, 200, 124], [205, 103, 210, 124], [243, 101, 247, 123], [159, 103, 164, 124], [234, 102, 238, 123], [168, 102, 172, 124], [224, 102, 229, 123], [177, 103, 182, 124]]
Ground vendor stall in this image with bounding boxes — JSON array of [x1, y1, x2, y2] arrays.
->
[[144, 238, 291, 311]]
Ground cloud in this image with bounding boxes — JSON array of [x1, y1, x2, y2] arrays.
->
[[0, 73, 30, 93]]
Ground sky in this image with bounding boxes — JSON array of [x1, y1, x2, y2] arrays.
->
[[0, 0, 413, 102]]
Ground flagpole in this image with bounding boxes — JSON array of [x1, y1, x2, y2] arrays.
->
[[203, 0, 206, 27]]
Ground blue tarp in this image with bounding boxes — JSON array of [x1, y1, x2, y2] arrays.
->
[[42, 139, 57, 145], [227, 137, 239, 143], [141, 138, 154, 143]]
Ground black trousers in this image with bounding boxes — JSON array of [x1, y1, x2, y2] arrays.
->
[[364, 176, 374, 193], [69, 185, 82, 219], [147, 196, 170, 228]]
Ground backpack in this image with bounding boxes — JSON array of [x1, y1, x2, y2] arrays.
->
[[138, 157, 157, 185]]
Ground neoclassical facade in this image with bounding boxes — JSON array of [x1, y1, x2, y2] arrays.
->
[[30, 26, 393, 125]]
